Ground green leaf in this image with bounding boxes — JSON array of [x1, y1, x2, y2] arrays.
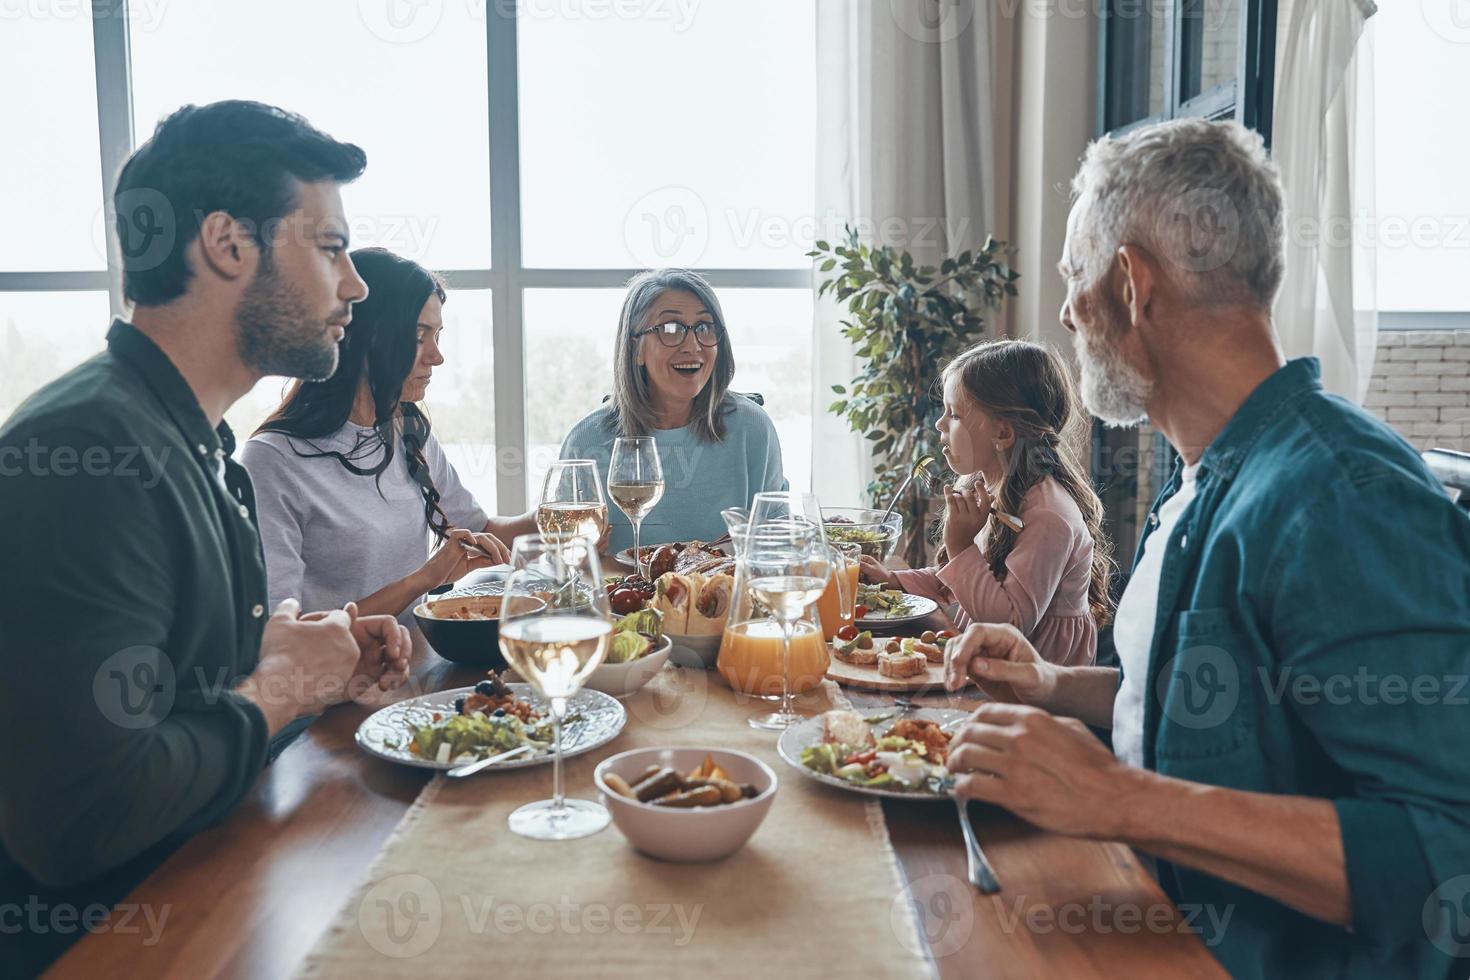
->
[[816, 240, 830, 252], [820, 258, 837, 272], [831, 384, 846, 394]]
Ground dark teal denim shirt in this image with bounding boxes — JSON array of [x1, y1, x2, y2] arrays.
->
[[1129, 358, 1470, 979]]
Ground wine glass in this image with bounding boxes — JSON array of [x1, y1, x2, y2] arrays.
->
[[499, 534, 613, 840], [741, 511, 833, 730], [538, 460, 608, 546], [607, 437, 665, 577]]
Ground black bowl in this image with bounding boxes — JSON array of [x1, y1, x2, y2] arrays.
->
[[412, 589, 545, 669]]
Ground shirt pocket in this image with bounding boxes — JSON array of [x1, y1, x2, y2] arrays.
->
[[1153, 607, 1255, 763]]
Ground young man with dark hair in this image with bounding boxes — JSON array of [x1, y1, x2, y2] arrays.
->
[[0, 100, 413, 975]]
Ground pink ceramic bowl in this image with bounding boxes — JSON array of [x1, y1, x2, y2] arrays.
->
[[594, 747, 778, 862]]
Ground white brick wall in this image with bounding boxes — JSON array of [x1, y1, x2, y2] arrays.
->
[[1364, 329, 1470, 452]]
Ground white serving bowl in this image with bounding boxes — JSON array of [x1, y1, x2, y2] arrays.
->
[[594, 747, 778, 862], [666, 631, 722, 670], [584, 636, 674, 698]]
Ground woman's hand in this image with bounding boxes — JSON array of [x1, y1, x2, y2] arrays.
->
[[417, 528, 508, 591], [858, 554, 899, 589], [944, 622, 1058, 708], [941, 482, 992, 559]]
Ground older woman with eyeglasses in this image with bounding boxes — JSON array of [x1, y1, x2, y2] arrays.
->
[[545, 268, 788, 553]]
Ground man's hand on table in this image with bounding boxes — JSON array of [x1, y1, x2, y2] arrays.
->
[[947, 702, 1141, 839], [238, 599, 414, 734], [331, 601, 414, 705]]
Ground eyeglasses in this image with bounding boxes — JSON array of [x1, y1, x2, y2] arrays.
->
[[633, 320, 722, 348]]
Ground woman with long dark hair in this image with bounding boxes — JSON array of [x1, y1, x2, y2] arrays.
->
[[239, 247, 510, 620]]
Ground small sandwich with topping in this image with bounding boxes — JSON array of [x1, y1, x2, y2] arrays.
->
[[878, 648, 927, 678], [883, 635, 945, 665], [832, 626, 878, 665]]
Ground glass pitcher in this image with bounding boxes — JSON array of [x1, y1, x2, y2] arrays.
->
[[715, 506, 842, 699]]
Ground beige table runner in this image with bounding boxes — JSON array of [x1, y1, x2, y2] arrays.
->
[[300, 666, 931, 978]]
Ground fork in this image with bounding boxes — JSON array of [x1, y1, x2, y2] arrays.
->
[[955, 798, 1001, 893]]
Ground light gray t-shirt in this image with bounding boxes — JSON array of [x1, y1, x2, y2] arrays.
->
[[559, 394, 788, 553], [239, 422, 489, 619]]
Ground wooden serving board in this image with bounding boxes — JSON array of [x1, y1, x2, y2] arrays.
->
[[825, 646, 971, 692]]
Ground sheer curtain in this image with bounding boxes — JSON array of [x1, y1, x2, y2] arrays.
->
[[810, 0, 1004, 504], [1272, 0, 1378, 400]]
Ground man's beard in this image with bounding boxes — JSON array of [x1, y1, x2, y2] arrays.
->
[[1074, 293, 1153, 427], [234, 256, 342, 380]]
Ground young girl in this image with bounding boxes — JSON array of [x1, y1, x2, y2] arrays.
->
[[861, 340, 1113, 665]]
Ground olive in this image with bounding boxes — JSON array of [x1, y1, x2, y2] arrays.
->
[[492, 708, 506, 717], [475, 680, 496, 696], [453, 695, 467, 713], [610, 588, 646, 615]]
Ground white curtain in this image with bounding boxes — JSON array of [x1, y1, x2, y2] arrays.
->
[[810, 0, 1002, 505], [1272, 0, 1378, 401]]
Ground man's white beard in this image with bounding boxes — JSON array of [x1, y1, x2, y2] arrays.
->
[[1075, 321, 1152, 427]]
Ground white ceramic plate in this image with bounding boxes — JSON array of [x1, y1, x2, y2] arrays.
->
[[856, 594, 940, 628], [355, 683, 627, 771], [776, 707, 964, 801]]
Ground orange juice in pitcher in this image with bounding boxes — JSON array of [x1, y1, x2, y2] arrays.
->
[[717, 619, 829, 696], [814, 542, 861, 640]]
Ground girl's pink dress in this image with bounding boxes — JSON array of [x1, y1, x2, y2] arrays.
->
[[893, 476, 1098, 666]]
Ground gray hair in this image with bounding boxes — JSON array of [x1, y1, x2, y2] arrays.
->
[[609, 268, 737, 442], [1070, 118, 1285, 309]]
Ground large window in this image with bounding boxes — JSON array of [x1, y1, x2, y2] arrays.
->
[[1373, 2, 1470, 321], [0, 1, 817, 516], [1102, 0, 1273, 134]]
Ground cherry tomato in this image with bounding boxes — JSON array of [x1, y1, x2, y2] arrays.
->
[[835, 624, 859, 642], [854, 604, 870, 619], [937, 629, 958, 640]]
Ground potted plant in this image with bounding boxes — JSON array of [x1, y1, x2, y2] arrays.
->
[[809, 226, 1019, 567]]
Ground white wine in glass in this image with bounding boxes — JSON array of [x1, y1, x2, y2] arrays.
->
[[535, 500, 609, 542], [538, 459, 608, 546], [500, 616, 612, 700], [499, 533, 613, 841], [608, 437, 664, 577]]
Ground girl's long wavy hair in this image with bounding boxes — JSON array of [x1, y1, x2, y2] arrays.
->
[[254, 247, 454, 540], [937, 340, 1115, 627]]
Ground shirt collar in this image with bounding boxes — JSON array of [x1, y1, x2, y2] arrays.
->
[[1199, 357, 1322, 480], [107, 318, 235, 460]]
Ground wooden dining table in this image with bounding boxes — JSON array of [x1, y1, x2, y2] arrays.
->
[[47, 603, 1225, 979]]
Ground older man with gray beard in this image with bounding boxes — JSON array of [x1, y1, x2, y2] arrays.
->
[[943, 118, 1470, 979]]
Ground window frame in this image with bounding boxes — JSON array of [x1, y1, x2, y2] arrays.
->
[[1099, 0, 1277, 140], [0, 4, 811, 514], [1093, 0, 1278, 566]]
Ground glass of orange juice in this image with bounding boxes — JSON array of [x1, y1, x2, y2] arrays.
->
[[815, 542, 861, 640]]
